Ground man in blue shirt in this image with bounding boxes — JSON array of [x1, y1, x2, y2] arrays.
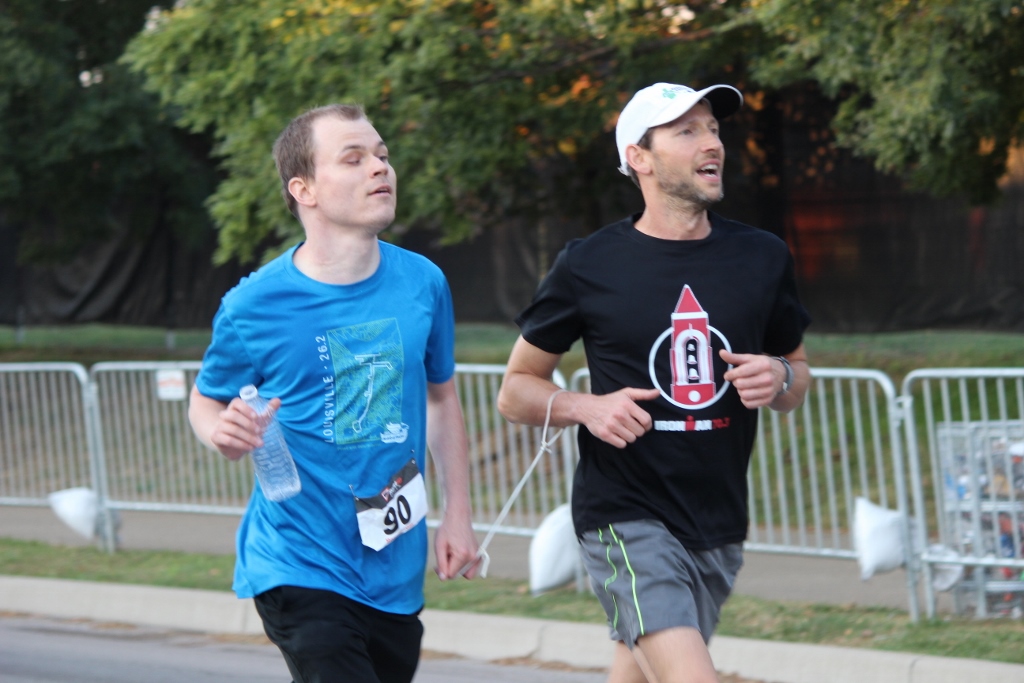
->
[[189, 103, 479, 683]]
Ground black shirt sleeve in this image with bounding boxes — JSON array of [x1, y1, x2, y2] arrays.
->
[[514, 241, 585, 355], [762, 249, 812, 357]]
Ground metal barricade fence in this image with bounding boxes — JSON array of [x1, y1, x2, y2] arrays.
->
[[901, 369, 1024, 619], [432, 364, 572, 536], [89, 362, 252, 517], [21, 358, 1024, 623], [747, 369, 910, 565], [571, 366, 919, 619], [0, 363, 95, 508], [86, 362, 574, 539]]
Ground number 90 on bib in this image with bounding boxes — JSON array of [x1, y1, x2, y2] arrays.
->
[[354, 458, 428, 551]]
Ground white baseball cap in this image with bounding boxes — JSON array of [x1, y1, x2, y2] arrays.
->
[[615, 82, 743, 175]]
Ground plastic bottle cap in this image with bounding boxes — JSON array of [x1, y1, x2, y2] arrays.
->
[[240, 385, 259, 400]]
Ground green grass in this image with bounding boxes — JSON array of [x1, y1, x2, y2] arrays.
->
[[0, 322, 591, 378], [804, 330, 1024, 386], [0, 537, 235, 591], [453, 323, 586, 376], [1, 537, 1023, 665], [2, 324, 1020, 382], [717, 592, 1024, 664], [0, 325, 212, 365]]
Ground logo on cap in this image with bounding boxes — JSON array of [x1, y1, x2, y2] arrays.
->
[[661, 85, 693, 99]]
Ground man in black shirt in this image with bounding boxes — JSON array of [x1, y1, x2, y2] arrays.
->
[[498, 82, 811, 683]]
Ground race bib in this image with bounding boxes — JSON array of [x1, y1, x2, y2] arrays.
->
[[353, 458, 428, 551]]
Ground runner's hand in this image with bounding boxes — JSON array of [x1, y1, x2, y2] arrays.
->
[[720, 350, 779, 409], [209, 397, 281, 461], [434, 512, 480, 580], [573, 388, 660, 448]]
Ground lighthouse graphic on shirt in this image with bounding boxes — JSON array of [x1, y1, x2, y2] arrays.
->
[[648, 285, 735, 431], [670, 285, 716, 406], [647, 283, 733, 414]]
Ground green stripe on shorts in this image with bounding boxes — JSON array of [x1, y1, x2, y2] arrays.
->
[[598, 527, 620, 631], [608, 524, 644, 636]]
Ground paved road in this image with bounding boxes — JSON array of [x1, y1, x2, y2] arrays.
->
[[0, 613, 610, 683], [0, 613, 289, 683], [0, 613, 785, 683]]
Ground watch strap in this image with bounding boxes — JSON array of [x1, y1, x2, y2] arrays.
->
[[773, 356, 793, 396]]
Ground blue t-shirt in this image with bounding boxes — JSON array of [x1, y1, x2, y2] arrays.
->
[[195, 241, 456, 614]]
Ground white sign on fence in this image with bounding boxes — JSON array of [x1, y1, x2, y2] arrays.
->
[[155, 369, 188, 401]]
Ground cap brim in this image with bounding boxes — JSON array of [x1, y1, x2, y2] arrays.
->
[[700, 85, 743, 120]]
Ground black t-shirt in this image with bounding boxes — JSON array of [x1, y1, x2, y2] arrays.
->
[[516, 213, 811, 549]]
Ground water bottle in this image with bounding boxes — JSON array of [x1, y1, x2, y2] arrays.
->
[[239, 385, 302, 502]]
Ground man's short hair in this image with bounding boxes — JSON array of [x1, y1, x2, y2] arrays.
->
[[627, 129, 654, 189], [273, 104, 367, 218]]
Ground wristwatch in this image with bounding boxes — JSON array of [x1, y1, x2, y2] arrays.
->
[[773, 356, 793, 396]]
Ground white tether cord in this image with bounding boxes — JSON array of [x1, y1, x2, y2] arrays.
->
[[458, 388, 567, 578]]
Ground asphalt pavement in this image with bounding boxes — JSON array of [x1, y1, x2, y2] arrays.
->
[[3, 506, 1023, 683], [0, 613, 610, 683]]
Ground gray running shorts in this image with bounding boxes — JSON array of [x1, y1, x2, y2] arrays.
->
[[578, 519, 743, 647]]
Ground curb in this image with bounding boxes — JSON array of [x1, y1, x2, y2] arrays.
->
[[2, 575, 1022, 683]]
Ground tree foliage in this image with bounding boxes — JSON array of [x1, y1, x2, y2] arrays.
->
[[741, 0, 1024, 204], [123, 0, 748, 263], [0, 0, 217, 263], [122, 0, 1024, 265]]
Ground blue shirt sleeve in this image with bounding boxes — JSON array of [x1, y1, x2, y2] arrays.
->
[[424, 273, 456, 384], [195, 304, 261, 404]]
